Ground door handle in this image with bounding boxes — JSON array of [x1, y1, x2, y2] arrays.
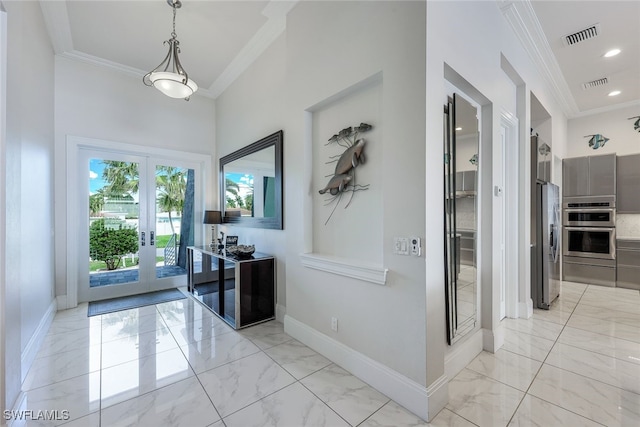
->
[[150, 231, 155, 246], [141, 231, 145, 246]]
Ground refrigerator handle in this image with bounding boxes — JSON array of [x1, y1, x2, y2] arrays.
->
[[550, 224, 559, 262]]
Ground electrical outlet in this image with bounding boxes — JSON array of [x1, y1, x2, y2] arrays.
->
[[331, 317, 338, 332]]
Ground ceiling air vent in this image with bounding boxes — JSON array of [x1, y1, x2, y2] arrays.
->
[[582, 77, 609, 90], [563, 23, 600, 46]]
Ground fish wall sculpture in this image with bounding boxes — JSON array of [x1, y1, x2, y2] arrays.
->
[[628, 116, 640, 133], [585, 134, 609, 150], [320, 122, 372, 224]]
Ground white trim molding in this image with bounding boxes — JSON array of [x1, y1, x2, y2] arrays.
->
[[275, 303, 286, 322], [21, 299, 57, 382], [284, 315, 433, 421], [499, 0, 579, 117], [482, 324, 506, 353], [445, 328, 483, 380], [299, 253, 388, 285]]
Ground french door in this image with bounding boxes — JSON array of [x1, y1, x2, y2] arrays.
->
[[77, 147, 202, 302]]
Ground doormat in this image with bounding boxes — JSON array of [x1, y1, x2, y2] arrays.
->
[[87, 289, 187, 317]]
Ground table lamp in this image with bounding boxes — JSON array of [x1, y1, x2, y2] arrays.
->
[[203, 210, 222, 251]]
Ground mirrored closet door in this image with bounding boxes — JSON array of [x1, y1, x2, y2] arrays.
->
[[444, 93, 479, 345]]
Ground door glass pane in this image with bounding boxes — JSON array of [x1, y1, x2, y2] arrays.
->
[[155, 165, 194, 279], [89, 159, 140, 288]]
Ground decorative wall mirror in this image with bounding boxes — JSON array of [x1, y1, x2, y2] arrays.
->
[[444, 92, 479, 345], [220, 130, 283, 229]]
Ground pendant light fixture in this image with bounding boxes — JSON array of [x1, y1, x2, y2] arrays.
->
[[143, 0, 198, 100]]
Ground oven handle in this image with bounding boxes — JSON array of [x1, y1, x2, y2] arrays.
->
[[564, 208, 615, 213], [564, 226, 616, 232]]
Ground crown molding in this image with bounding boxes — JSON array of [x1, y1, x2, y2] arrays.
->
[[208, 0, 299, 98], [571, 99, 640, 119], [499, 0, 579, 117], [59, 50, 215, 99], [208, 15, 286, 98], [39, 0, 73, 54]]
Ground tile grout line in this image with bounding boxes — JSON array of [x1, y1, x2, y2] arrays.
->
[[504, 283, 588, 427], [505, 284, 621, 427]]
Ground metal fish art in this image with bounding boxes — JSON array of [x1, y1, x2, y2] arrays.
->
[[318, 174, 352, 196], [334, 139, 366, 175], [629, 116, 640, 132], [585, 134, 609, 150], [321, 122, 373, 224]]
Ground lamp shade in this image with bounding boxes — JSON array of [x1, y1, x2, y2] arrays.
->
[[203, 210, 222, 224], [148, 72, 198, 99]]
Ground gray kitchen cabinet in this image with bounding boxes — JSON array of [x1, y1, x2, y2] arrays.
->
[[589, 154, 616, 196], [455, 171, 463, 192], [463, 171, 477, 192], [563, 157, 589, 196], [617, 239, 640, 290], [562, 154, 616, 197], [617, 154, 640, 213], [455, 171, 476, 196]]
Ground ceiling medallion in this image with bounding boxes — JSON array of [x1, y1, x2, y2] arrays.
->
[[143, 0, 198, 100]]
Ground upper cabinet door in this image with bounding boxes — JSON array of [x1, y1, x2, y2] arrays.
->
[[563, 157, 589, 197], [617, 154, 640, 213], [589, 154, 616, 196]]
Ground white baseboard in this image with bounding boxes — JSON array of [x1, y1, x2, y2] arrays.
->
[[56, 294, 68, 311], [7, 392, 27, 427], [284, 315, 433, 421], [275, 303, 286, 322], [444, 328, 483, 380], [519, 299, 533, 319], [426, 374, 449, 422], [21, 298, 57, 383], [482, 324, 505, 353]]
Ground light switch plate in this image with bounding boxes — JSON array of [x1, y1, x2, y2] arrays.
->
[[394, 237, 409, 255]]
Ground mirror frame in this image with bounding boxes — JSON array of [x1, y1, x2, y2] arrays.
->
[[219, 130, 283, 230]]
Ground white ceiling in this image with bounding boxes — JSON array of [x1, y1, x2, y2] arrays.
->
[[40, 0, 297, 99], [530, 0, 640, 116], [39, 0, 640, 116]]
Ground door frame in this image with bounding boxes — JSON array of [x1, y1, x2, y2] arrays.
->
[[500, 111, 520, 318], [66, 135, 212, 308]]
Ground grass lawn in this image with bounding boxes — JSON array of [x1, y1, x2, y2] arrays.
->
[[155, 234, 179, 248]]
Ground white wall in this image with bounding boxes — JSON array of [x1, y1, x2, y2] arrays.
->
[[566, 104, 640, 158], [2, 0, 55, 411], [0, 5, 7, 419], [53, 57, 216, 301], [426, 0, 568, 387], [216, 0, 430, 418], [215, 34, 287, 311]]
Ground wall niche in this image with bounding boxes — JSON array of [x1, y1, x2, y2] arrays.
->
[[309, 76, 384, 267]]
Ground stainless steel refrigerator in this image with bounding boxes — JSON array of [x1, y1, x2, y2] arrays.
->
[[533, 182, 560, 309]]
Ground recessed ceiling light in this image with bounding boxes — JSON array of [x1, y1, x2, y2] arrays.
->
[[455, 127, 462, 131], [608, 90, 621, 97], [604, 49, 621, 58]]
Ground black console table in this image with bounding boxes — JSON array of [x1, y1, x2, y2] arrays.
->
[[187, 246, 275, 329]]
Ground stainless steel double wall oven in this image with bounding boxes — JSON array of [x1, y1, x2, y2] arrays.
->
[[562, 195, 616, 286]]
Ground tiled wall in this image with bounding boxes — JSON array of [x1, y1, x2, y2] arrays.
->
[[617, 214, 640, 239]]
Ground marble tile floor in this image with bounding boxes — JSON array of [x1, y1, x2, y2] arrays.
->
[[451, 281, 640, 427], [16, 281, 640, 426]]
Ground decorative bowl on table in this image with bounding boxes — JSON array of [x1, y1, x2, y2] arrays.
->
[[226, 244, 256, 259]]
